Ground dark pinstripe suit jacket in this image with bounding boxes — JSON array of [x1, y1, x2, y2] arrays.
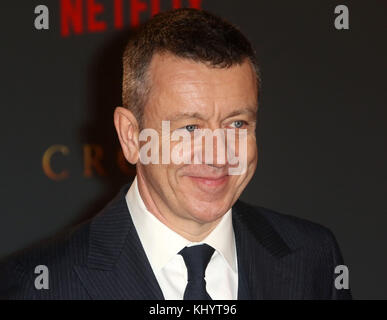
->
[[0, 183, 352, 299]]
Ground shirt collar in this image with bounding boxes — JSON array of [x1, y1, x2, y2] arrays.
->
[[125, 176, 237, 273]]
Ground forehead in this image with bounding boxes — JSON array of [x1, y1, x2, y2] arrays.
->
[[145, 53, 258, 119]]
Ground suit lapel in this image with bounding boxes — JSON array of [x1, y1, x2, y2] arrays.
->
[[74, 184, 297, 300], [232, 200, 293, 300], [74, 184, 164, 300]]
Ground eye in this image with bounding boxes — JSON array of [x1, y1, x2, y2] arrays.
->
[[184, 124, 198, 132], [231, 120, 246, 128]]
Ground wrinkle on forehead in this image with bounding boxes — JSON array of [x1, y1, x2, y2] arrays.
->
[[145, 53, 258, 122]]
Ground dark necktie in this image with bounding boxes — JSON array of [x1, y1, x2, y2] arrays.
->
[[179, 244, 215, 300]]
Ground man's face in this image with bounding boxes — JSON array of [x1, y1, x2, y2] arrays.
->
[[137, 53, 258, 224]]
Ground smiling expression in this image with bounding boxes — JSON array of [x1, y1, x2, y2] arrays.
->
[[135, 53, 258, 226]]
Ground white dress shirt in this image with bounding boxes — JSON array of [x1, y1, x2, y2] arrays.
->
[[125, 177, 238, 300]]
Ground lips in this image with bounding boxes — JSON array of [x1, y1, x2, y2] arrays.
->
[[188, 175, 229, 188]]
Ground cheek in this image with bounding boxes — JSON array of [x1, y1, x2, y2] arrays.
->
[[241, 139, 258, 181], [165, 163, 186, 188], [247, 137, 258, 161], [143, 164, 170, 191]]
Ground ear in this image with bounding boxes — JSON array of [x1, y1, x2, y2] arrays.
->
[[114, 107, 139, 164]]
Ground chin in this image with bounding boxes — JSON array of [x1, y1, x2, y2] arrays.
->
[[184, 198, 231, 223]]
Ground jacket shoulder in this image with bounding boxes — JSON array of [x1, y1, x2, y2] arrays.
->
[[234, 200, 340, 252], [234, 200, 352, 299], [0, 220, 91, 299]]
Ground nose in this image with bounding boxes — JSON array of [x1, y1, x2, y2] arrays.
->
[[191, 128, 228, 167]]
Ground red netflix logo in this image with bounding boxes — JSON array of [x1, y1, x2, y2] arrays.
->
[[60, 0, 203, 37]]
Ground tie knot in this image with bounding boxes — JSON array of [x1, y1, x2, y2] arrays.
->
[[179, 244, 215, 281]]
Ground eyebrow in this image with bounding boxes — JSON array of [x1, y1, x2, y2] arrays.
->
[[167, 107, 257, 122], [168, 112, 206, 121], [225, 107, 257, 119]]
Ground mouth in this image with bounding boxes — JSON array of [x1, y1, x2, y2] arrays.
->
[[187, 175, 229, 187]]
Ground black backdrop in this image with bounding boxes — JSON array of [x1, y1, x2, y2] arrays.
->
[[1, 1, 386, 299]]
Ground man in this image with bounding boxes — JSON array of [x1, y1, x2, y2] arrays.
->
[[0, 8, 351, 300]]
